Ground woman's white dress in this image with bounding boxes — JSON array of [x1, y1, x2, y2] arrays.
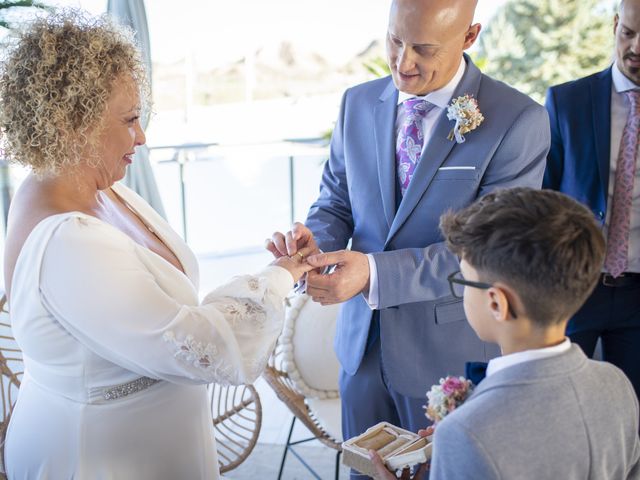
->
[[4, 182, 293, 479]]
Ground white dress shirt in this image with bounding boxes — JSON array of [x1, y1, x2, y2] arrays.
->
[[485, 338, 571, 378], [607, 63, 640, 273], [364, 57, 467, 308]]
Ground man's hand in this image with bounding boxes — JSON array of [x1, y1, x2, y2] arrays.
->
[[266, 222, 320, 259], [305, 250, 370, 305]]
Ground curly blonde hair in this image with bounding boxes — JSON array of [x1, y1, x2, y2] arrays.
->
[[0, 9, 150, 175]]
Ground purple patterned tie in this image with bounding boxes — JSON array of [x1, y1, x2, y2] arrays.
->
[[604, 90, 640, 277], [396, 98, 434, 196]]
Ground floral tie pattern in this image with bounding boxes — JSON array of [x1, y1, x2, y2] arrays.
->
[[396, 98, 435, 196], [605, 90, 640, 277]]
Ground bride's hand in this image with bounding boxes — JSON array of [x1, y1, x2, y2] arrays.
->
[[272, 247, 316, 283]]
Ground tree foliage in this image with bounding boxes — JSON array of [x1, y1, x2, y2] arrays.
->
[[0, 1, 46, 30], [476, 0, 617, 103]]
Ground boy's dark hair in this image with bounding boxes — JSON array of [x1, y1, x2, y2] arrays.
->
[[440, 187, 605, 326]]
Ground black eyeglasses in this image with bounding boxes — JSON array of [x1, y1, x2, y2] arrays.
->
[[447, 271, 492, 298], [447, 270, 518, 318]]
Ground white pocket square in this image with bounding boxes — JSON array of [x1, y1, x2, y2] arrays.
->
[[438, 166, 476, 171]]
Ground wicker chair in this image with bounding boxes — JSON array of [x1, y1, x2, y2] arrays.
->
[[209, 382, 262, 474], [0, 295, 22, 480], [0, 294, 261, 477], [262, 294, 343, 479]]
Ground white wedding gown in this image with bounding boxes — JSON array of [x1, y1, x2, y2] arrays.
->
[[4, 182, 292, 479]]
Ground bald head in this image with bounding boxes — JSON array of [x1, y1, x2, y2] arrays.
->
[[620, 0, 640, 13], [389, 0, 478, 33], [386, 0, 481, 95]]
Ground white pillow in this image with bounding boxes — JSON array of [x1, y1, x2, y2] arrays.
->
[[280, 295, 341, 399], [306, 398, 343, 442]]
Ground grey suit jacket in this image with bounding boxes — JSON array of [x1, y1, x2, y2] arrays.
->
[[430, 345, 640, 479], [306, 55, 550, 397]]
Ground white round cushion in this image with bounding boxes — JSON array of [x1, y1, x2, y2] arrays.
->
[[306, 398, 343, 442], [280, 294, 341, 399]]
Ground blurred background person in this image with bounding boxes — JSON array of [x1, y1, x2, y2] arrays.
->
[[544, 0, 640, 402]]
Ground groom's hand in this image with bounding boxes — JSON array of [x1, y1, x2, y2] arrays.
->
[[304, 250, 370, 305], [266, 222, 319, 258]]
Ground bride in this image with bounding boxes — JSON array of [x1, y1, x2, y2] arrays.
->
[[0, 10, 312, 479]]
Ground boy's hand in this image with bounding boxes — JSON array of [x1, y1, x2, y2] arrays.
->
[[368, 426, 434, 480], [369, 450, 429, 479]]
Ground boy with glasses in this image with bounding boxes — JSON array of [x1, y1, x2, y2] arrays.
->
[[373, 187, 639, 479], [434, 187, 639, 479]]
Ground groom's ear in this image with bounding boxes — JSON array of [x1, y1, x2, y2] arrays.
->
[[463, 23, 481, 50]]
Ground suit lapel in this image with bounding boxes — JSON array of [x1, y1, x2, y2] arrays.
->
[[374, 79, 400, 230], [386, 56, 482, 244], [590, 68, 612, 199]]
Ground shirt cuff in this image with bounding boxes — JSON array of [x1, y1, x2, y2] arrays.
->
[[293, 277, 307, 295], [362, 254, 379, 309], [293, 249, 328, 295]]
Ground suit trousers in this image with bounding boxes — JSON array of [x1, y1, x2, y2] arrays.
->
[[339, 334, 429, 479], [567, 280, 640, 403]]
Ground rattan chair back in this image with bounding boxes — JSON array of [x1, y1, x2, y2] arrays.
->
[[0, 295, 23, 480], [263, 341, 341, 451], [209, 383, 262, 473]]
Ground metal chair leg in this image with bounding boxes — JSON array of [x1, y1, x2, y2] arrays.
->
[[278, 413, 339, 479], [277, 416, 296, 480]]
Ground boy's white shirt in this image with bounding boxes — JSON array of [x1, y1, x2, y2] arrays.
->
[[485, 338, 571, 378]]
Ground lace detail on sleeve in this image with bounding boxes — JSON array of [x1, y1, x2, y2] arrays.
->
[[221, 298, 267, 328], [162, 272, 285, 386], [163, 331, 237, 385]]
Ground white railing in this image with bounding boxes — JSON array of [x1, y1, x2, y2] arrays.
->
[[148, 139, 329, 256]]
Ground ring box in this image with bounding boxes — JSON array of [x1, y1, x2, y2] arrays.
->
[[341, 421, 432, 478]]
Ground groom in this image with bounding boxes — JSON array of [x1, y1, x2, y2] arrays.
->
[[269, 0, 549, 472]]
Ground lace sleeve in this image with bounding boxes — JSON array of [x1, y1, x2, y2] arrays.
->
[[38, 216, 293, 385], [162, 270, 291, 385]]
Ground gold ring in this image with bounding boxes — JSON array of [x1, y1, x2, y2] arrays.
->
[[295, 252, 305, 261]]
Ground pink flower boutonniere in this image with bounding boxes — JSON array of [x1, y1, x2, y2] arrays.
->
[[424, 375, 474, 424], [446, 95, 484, 144]]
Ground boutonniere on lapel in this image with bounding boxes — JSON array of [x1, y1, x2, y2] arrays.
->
[[446, 94, 484, 144], [424, 375, 474, 424]]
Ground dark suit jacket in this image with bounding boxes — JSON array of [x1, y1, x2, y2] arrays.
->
[[543, 67, 613, 224]]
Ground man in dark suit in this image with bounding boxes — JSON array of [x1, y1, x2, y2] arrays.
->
[[544, 0, 640, 400]]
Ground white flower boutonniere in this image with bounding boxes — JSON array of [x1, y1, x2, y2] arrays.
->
[[446, 94, 484, 144]]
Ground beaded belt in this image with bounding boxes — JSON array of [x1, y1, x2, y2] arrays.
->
[[102, 376, 161, 401]]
